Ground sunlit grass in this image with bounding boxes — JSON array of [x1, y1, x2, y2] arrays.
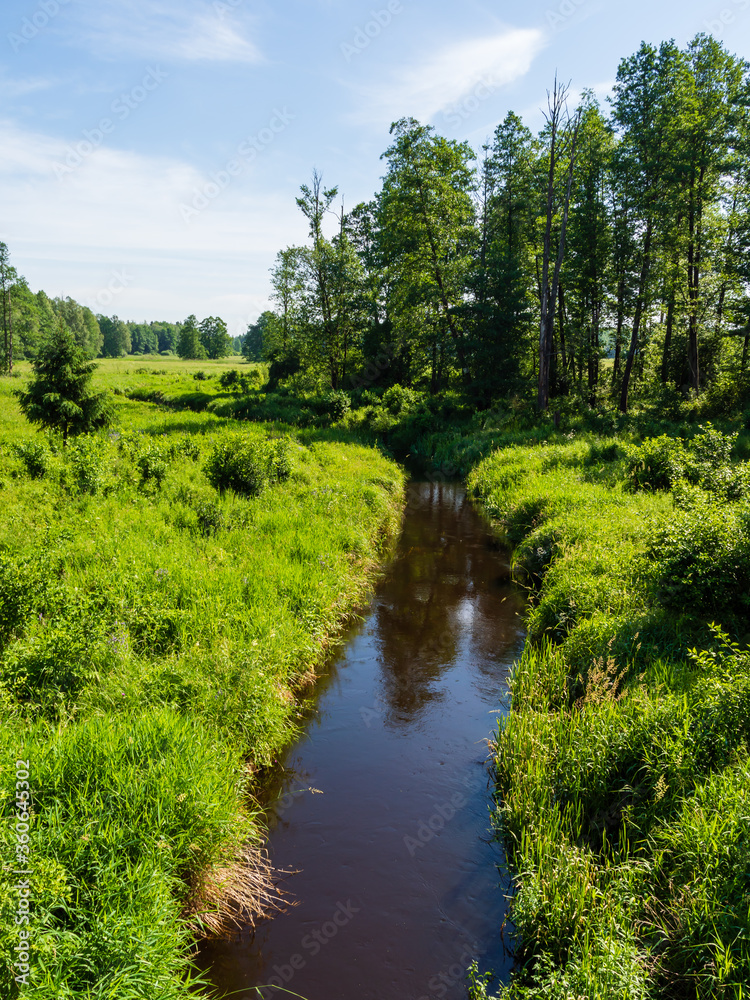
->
[[0, 370, 404, 998]]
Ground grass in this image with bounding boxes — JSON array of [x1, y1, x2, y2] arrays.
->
[[0, 360, 405, 998], [466, 433, 750, 1000]]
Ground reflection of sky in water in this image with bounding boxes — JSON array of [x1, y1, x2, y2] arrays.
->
[[198, 481, 527, 1000]]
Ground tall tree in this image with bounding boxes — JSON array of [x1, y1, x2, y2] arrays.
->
[[199, 316, 232, 360], [0, 243, 18, 374], [537, 80, 581, 411], [177, 315, 206, 360], [379, 118, 476, 390]]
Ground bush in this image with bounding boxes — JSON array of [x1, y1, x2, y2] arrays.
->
[[648, 494, 750, 617], [204, 435, 291, 497], [624, 434, 686, 491], [64, 437, 106, 495], [382, 384, 420, 415], [12, 440, 50, 479], [319, 390, 351, 422]]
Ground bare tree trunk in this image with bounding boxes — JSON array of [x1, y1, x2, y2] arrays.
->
[[620, 219, 653, 413], [538, 80, 580, 411]]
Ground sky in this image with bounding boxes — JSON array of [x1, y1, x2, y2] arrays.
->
[[1, 0, 749, 337]]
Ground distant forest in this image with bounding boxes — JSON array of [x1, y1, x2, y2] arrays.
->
[[4, 35, 750, 414], [0, 248, 243, 367]]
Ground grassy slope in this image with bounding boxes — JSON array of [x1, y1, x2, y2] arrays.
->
[[467, 437, 750, 1000], [0, 361, 405, 999]]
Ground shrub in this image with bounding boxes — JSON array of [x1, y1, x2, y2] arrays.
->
[[624, 435, 686, 491], [382, 384, 420, 415], [136, 444, 170, 489], [319, 390, 351, 422], [648, 494, 750, 617], [204, 435, 291, 497], [64, 437, 106, 495], [12, 440, 50, 479]]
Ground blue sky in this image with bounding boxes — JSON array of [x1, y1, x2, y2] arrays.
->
[[1, 0, 749, 336]]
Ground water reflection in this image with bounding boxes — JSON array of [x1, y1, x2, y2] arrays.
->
[[197, 481, 526, 1000]]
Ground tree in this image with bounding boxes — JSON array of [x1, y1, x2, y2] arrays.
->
[[0, 243, 18, 374], [99, 315, 132, 357], [52, 297, 102, 356], [612, 41, 684, 412], [199, 316, 232, 359], [244, 311, 281, 360], [16, 320, 113, 444], [470, 113, 536, 403], [379, 118, 476, 391], [176, 315, 206, 359], [537, 80, 581, 411]]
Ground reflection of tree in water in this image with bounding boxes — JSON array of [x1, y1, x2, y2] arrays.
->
[[373, 483, 525, 725]]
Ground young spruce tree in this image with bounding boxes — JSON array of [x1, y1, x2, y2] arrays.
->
[[16, 319, 113, 444]]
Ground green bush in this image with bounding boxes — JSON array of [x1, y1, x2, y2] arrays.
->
[[648, 495, 750, 617], [12, 441, 49, 479], [203, 434, 291, 497], [382, 384, 421, 415], [64, 437, 106, 495]]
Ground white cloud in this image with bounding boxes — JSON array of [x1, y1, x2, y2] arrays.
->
[[0, 121, 304, 332], [66, 0, 263, 64], [0, 76, 56, 98], [350, 28, 545, 125]]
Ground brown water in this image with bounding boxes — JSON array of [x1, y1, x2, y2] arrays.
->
[[197, 480, 526, 1000]]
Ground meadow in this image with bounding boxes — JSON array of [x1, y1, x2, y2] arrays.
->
[[0, 358, 405, 999]]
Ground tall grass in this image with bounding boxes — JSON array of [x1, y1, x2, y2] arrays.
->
[[468, 434, 750, 1000], [0, 368, 404, 998]]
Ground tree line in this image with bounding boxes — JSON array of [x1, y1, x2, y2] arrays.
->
[[0, 246, 242, 373], [248, 34, 750, 411]]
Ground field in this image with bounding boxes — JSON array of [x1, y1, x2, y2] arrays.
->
[[0, 358, 405, 999]]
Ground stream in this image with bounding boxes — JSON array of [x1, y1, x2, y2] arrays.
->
[[198, 480, 526, 1000]]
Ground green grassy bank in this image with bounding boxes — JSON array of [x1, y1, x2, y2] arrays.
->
[[466, 429, 750, 1000], [0, 364, 405, 998]]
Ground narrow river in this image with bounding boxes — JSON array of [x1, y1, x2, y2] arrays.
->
[[198, 480, 526, 1000]]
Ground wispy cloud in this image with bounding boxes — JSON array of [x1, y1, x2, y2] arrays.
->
[[349, 27, 545, 125], [0, 76, 56, 98], [66, 0, 263, 63], [0, 120, 301, 330]]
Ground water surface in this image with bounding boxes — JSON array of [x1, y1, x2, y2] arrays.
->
[[199, 481, 526, 1000]]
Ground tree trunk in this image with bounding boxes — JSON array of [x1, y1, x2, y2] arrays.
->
[[619, 219, 653, 413], [661, 287, 675, 385]]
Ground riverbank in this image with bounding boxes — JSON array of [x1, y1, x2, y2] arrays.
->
[[467, 430, 750, 999], [0, 369, 405, 998]]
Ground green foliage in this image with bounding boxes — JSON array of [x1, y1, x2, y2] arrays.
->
[[15, 322, 114, 443], [0, 367, 405, 998], [648, 493, 750, 616], [470, 434, 750, 1000], [64, 436, 107, 495], [12, 440, 49, 479], [203, 434, 291, 497]]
